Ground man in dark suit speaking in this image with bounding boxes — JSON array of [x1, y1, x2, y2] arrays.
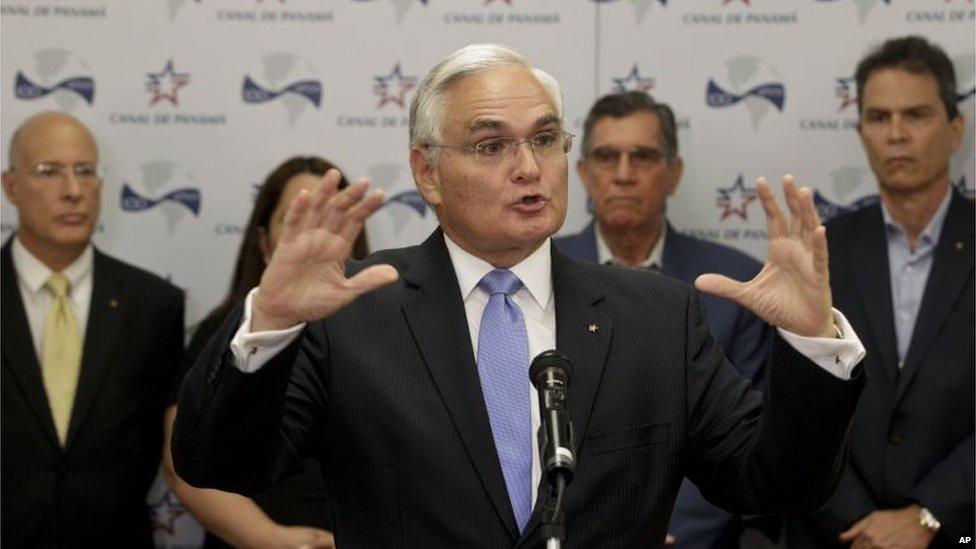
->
[[174, 44, 866, 548], [1, 112, 185, 547]]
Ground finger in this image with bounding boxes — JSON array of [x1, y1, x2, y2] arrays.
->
[[278, 189, 311, 245], [756, 177, 786, 239], [781, 175, 802, 236], [839, 517, 868, 541], [344, 264, 399, 297], [796, 186, 815, 247], [813, 225, 829, 278], [322, 178, 371, 233], [295, 170, 342, 232], [694, 273, 746, 304], [665, 534, 676, 546], [336, 189, 387, 243]]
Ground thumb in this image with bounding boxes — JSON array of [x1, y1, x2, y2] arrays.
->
[[839, 517, 868, 542], [694, 273, 746, 303], [346, 264, 399, 297]]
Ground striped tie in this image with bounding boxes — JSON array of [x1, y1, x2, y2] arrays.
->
[[41, 273, 82, 445]]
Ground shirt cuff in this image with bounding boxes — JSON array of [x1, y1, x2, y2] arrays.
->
[[229, 287, 306, 373], [777, 308, 866, 380]]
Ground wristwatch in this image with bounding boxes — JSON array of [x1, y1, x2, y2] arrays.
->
[[918, 507, 941, 534]]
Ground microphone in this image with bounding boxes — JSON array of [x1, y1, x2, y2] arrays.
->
[[529, 350, 576, 484]]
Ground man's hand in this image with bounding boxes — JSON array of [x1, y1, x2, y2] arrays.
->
[[252, 169, 399, 331], [839, 505, 936, 549], [257, 524, 334, 549], [696, 175, 835, 338]]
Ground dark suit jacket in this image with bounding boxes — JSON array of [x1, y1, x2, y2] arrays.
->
[[788, 191, 974, 548], [1, 239, 184, 549], [174, 229, 862, 548], [555, 221, 770, 548]]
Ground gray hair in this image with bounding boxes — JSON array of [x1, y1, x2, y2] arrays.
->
[[581, 91, 679, 160], [408, 44, 563, 162]]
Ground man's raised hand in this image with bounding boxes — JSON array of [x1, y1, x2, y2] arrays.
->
[[253, 169, 398, 331]]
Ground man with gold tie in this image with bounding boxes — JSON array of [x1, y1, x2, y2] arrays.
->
[[1, 111, 184, 547]]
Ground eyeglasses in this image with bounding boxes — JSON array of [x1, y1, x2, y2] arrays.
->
[[13, 162, 102, 183], [586, 146, 669, 170], [428, 130, 574, 163]]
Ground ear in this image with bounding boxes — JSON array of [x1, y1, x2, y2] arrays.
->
[[257, 226, 271, 265], [576, 158, 596, 200], [410, 147, 442, 207], [665, 156, 684, 197], [1, 171, 18, 205], [949, 113, 965, 152]]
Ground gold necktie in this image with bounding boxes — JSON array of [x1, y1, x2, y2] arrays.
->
[[41, 273, 82, 445]]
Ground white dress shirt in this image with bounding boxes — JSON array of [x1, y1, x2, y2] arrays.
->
[[230, 233, 866, 508], [11, 236, 94, 361], [594, 222, 666, 269]]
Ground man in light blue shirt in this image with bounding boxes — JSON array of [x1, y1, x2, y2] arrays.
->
[[789, 35, 973, 549]]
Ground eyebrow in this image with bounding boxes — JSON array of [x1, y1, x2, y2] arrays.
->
[[466, 112, 562, 134]]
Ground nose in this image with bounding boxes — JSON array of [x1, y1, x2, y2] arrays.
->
[[61, 171, 83, 201], [512, 141, 541, 183], [887, 114, 908, 143], [613, 152, 636, 184]]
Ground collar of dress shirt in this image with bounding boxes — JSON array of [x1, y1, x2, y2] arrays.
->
[[594, 220, 666, 269], [12, 236, 94, 297], [881, 188, 952, 248], [443, 233, 553, 310]]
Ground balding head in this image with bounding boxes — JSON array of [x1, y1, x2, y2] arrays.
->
[[3, 111, 102, 271], [8, 111, 98, 169]]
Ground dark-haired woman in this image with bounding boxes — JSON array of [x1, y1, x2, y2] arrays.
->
[[162, 156, 368, 549]]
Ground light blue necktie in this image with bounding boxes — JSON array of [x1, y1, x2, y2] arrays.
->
[[477, 269, 532, 531]]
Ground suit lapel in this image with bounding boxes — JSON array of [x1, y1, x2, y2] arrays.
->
[[896, 193, 975, 403], [400, 231, 520, 540], [661, 223, 688, 281], [0, 241, 61, 449], [847, 206, 900, 381], [65, 249, 126, 448]]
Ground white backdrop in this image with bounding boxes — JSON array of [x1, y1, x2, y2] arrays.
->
[[1, 1, 973, 546]]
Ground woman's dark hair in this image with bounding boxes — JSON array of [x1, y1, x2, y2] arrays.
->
[[208, 156, 371, 325]]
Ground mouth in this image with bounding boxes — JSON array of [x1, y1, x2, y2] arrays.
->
[[511, 194, 549, 213], [885, 156, 914, 166], [56, 213, 88, 225]]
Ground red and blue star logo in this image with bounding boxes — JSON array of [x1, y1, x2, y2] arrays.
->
[[613, 64, 655, 94], [146, 60, 189, 106], [716, 175, 759, 221], [374, 62, 417, 109], [835, 77, 857, 112]]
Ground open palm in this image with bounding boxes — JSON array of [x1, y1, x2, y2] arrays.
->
[[253, 169, 399, 331], [696, 175, 834, 338]]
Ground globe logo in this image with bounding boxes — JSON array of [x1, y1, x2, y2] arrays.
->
[[15, 48, 95, 111], [706, 56, 785, 131], [121, 161, 202, 235], [241, 53, 322, 128]]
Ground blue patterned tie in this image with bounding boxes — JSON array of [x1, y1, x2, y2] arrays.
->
[[477, 269, 532, 531]]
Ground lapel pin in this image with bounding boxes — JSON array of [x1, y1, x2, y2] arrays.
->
[[109, 299, 118, 308], [587, 323, 599, 334], [955, 241, 964, 251]]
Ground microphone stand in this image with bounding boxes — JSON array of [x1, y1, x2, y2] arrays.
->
[[541, 471, 568, 549]]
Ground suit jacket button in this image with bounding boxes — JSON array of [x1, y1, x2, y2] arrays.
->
[[888, 432, 903, 444]]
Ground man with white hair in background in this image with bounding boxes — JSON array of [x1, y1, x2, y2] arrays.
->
[[174, 44, 866, 547]]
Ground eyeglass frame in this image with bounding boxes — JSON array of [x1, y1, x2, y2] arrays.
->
[[9, 161, 104, 182], [424, 129, 575, 163], [583, 145, 675, 171]]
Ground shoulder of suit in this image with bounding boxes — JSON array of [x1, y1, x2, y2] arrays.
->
[[668, 230, 762, 276], [93, 248, 183, 299], [824, 202, 878, 239]]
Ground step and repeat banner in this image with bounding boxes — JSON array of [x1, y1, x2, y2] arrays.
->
[[1, 1, 973, 547]]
